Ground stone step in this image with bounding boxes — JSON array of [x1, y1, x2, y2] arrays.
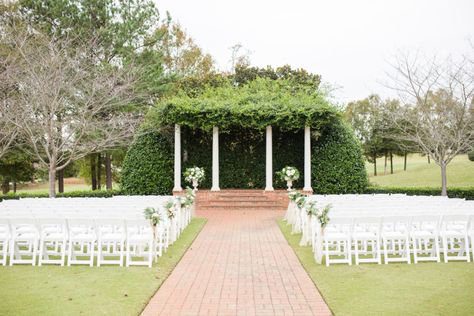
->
[[198, 201, 280, 207], [198, 206, 286, 211]]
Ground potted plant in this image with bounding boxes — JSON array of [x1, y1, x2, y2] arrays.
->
[[277, 166, 300, 190], [184, 166, 205, 190]]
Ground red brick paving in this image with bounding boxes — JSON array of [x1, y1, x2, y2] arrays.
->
[[141, 210, 332, 316]]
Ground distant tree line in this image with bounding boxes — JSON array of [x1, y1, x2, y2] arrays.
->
[[345, 52, 474, 195]]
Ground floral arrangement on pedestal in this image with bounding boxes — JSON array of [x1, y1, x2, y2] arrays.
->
[[184, 167, 205, 190], [277, 166, 300, 190]]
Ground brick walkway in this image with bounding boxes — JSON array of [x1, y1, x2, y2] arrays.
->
[[141, 210, 331, 316]]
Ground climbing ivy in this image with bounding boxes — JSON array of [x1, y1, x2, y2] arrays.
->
[[146, 78, 339, 132]]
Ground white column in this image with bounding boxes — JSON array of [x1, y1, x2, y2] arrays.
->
[[173, 124, 182, 191], [303, 125, 312, 192], [265, 125, 274, 191], [211, 126, 220, 191]]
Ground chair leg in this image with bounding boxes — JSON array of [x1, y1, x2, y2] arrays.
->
[[126, 242, 130, 267], [97, 241, 102, 267], [443, 237, 448, 263], [347, 239, 352, 265], [466, 238, 471, 263], [406, 238, 411, 264], [67, 240, 73, 266], [435, 237, 441, 262], [354, 239, 359, 265], [90, 242, 95, 267], [60, 240, 66, 266], [38, 240, 44, 266], [412, 238, 418, 264], [9, 240, 15, 266], [324, 240, 329, 267]]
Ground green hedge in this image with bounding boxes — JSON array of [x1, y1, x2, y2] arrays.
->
[[120, 131, 174, 195], [121, 123, 369, 194], [365, 186, 474, 200], [312, 122, 369, 194], [468, 150, 474, 162], [0, 189, 123, 201]]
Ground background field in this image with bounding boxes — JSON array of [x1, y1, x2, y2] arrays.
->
[[367, 154, 474, 188]]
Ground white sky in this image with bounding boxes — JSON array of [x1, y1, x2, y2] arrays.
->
[[155, 0, 473, 104]]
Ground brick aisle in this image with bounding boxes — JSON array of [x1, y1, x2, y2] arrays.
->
[[141, 210, 332, 316]]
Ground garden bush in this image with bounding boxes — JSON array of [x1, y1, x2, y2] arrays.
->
[[0, 189, 123, 201], [365, 186, 474, 200], [121, 130, 174, 195], [312, 122, 369, 194], [468, 150, 474, 162]]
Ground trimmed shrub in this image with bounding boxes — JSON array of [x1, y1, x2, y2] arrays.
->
[[0, 189, 123, 201], [312, 122, 369, 194], [121, 123, 369, 194], [365, 186, 474, 200], [121, 131, 174, 195], [468, 150, 474, 162]]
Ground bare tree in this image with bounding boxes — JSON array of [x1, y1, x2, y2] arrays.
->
[[0, 20, 19, 159], [385, 52, 474, 195], [0, 87, 18, 159], [3, 26, 143, 197]]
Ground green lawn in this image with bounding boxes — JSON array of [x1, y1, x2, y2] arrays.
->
[[0, 218, 207, 316], [367, 154, 474, 188], [278, 220, 474, 316]]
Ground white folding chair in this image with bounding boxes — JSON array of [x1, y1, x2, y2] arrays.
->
[[352, 217, 382, 265], [410, 215, 441, 263], [440, 215, 470, 263], [96, 219, 125, 267], [67, 219, 97, 267], [0, 218, 10, 266], [381, 216, 411, 264], [323, 217, 353, 266], [125, 220, 154, 267], [38, 218, 68, 266], [9, 218, 39, 266]]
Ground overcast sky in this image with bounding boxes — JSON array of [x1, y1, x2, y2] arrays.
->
[[155, 0, 473, 104]]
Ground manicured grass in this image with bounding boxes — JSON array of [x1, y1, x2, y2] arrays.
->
[[367, 154, 474, 188], [0, 218, 207, 316], [278, 219, 474, 316]]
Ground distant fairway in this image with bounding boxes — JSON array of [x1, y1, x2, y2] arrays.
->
[[367, 154, 474, 188]]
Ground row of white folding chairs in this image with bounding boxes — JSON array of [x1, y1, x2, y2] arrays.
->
[[0, 216, 175, 268], [314, 215, 474, 266]]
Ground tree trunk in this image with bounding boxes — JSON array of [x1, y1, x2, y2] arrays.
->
[[384, 153, 388, 175], [404, 152, 407, 171], [441, 162, 448, 196], [390, 152, 393, 174], [105, 153, 112, 190], [58, 169, 64, 193], [13, 182, 17, 193], [49, 166, 56, 198], [97, 153, 102, 190], [373, 153, 377, 176], [1, 179, 9, 194], [428, 155, 431, 164], [91, 155, 97, 191]]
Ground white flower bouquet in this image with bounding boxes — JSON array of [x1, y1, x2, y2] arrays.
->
[[184, 166, 205, 189], [278, 166, 300, 182]]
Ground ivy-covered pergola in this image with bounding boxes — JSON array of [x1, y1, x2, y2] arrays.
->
[[147, 78, 340, 192]]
